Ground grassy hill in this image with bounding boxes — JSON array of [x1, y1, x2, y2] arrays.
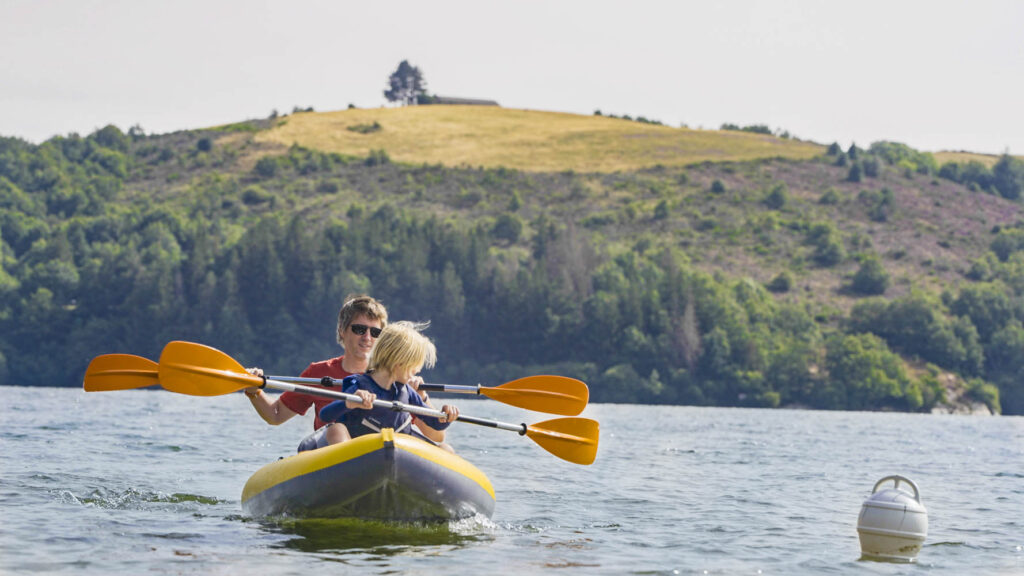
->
[[4, 107, 1022, 414], [194, 110, 1015, 314], [253, 106, 824, 172], [190, 107, 1021, 319]]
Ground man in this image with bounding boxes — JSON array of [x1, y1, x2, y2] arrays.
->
[[244, 294, 445, 450]]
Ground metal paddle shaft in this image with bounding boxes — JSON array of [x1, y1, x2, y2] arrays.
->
[[260, 378, 598, 464], [259, 378, 446, 420], [267, 373, 589, 416]]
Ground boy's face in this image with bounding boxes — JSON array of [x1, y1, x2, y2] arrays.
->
[[341, 312, 382, 362], [394, 364, 422, 385]]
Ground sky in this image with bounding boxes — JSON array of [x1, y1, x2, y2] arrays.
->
[[2, 0, 1022, 155]]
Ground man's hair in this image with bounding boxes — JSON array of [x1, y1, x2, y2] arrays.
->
[[337, 294, 388, 346], [368, 321, 436, 375]]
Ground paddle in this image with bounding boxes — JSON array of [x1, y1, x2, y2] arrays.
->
[[267, 374, 588, 416], [158, 341, 599, 465], [82, 353, 589, 416], [83, 354, 159, 392]]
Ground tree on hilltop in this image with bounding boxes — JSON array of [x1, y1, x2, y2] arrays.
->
[[384, 60, 427, 106]]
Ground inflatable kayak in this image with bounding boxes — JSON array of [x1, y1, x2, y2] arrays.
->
[[241, 428, 495, 521]]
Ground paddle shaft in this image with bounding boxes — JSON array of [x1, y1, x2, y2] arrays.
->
[[267, 375, 484, 396], [259, 378, 527, 434]]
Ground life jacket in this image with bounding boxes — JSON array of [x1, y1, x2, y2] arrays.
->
[[342, 376, 415, 439]]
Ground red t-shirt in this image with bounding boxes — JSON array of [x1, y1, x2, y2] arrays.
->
[[280, 356, 353, 431]]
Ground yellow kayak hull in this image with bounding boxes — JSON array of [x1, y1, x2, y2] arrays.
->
[[241, 429, 495, 521]]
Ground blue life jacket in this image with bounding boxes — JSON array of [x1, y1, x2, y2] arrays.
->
[[319, 374, 449, 439]]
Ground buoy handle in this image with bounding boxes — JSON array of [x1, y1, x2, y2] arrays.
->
[[871, 475, 921, 503]]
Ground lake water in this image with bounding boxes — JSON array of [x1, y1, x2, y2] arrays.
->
[[1, 386, 1021, 575]]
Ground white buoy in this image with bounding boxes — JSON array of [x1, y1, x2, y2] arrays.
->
[[857, 475, 928, 562]]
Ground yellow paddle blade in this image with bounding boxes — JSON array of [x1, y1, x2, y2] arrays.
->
[[158, 341, 262, 396], [484, 375, 589, 416], [83, 354, 159, 392], [525, 417, 600, 465]]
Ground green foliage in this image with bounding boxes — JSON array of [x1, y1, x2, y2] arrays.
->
[[846, 163, 862, 183], [819, 187, 841, 205], [491, 214, 523, 243], [938, 160, 993, 191], [949, 281, 1017, 342], [766, 271, 793, 293], [90, 125, 130, 153], [2, 129, 1021, 414], [763, 183, 788, 210], [992, 154, 1024, 200], [807, 223, 845, 267], [347, 122, 382, 134], [966, 378, 1001, 413], [720, 123, 773, 135], [365, 149, 391, 167], [858, 187, 894, 223], [850, 256, 889, 295], [384, 60, 427, 105], [823, 333, 912, 410], [868, 141, 937, 175], [990, 228, 1024, 262], [254, 156, 279, 178], [653, 199, 670, 220]]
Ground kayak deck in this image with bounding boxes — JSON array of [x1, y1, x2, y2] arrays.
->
[[242, 429, 495, 521]]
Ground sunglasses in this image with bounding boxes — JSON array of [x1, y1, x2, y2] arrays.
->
[[350, 324, 382, 338]]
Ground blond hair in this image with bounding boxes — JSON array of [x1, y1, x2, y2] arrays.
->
[[368, 321, 436, 374], [337, 294, 388, 346]]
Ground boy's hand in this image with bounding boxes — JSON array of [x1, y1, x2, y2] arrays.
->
[[439, 404, 459, 423], [348, 389, 375, 410]]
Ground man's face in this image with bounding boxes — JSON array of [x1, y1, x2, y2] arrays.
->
[[341, 312, 382, 362]]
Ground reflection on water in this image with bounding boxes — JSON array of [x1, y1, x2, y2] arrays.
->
[[258, 516, 493, 554]]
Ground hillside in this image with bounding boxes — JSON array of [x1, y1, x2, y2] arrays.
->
[[2, 110, 1023, 415], [253, 106, 824, 172]]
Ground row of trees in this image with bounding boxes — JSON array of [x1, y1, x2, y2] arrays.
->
[[1, 126, 1021, 413]]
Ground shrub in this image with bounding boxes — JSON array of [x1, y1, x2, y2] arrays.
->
[[491, 214, 523, 243], [766, 271, 793, 293], [819, 187, 841, 205], [197, 137, 213, 152], [365, 149, 390, 166], [847, 163, 863, 183], [254, 156, 279, 178], [316, 179, 340, 194], [967, 378, 1001, 414], [347, 121, 382, 134], [862, 157, 880, 178], [710, 179, 726, 194], [850, 257, 890, 295], [763, 183, 788, 210], [241, 185, 274, 206], [654, 199, 670, 220], [992, 154, 1024, 200]]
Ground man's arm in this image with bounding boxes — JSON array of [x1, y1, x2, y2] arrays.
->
[[245, 389, 300, 425]]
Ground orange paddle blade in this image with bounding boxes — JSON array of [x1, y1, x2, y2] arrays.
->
[[484, 375, 589, 416], [83, 354, 159, 392], [158, 341, 262, 396], [525, 417, 600, 465]]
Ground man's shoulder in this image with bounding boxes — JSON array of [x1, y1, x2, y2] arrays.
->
[[300, 356, 348, 378]]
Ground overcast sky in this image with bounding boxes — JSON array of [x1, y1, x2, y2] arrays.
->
[[2, 0, 1022, 155]]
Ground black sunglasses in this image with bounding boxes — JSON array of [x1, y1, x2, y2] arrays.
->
[[350, 324, 382, 338]]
